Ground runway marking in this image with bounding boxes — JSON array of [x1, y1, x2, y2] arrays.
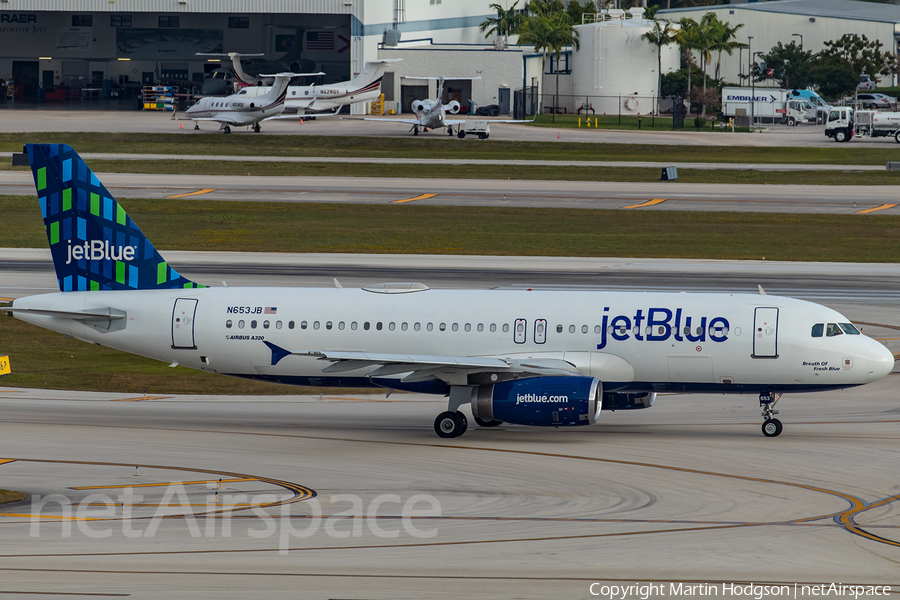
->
[[112, 396, 170, 402], [0, 459, 16, 466], [391, 193, 437, 204], [165, 188, 216, 199], [0, 591, 128, 597], [838, 492, 900, 548], [622, 198, 666, 209], [71, 477, 256, 490], [855, 320, 900, 332], [855, 203, 899, 214]]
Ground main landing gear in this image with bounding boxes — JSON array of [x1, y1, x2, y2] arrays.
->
[[759, 391, 783, 437], [253, 123, 261, 133], [447, 125, 454, 136], [411, 125, 419, 136], [223, 125, 231, 134], [432, 387, 504, 438]]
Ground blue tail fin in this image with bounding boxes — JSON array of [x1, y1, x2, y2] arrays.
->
[[26, 144, 203, 292]]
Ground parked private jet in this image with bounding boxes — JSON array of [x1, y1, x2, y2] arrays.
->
[[237, 59, 401, 115], [364, 76, 528, 136], [184, 72, 319, 133], [10, 144, 896, 438]]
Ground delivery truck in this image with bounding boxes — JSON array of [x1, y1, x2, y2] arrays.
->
[[721, 87, 810, 125]]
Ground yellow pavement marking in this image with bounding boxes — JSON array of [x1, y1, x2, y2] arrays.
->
[[855, 203, 898, 214], [0, 297, 14, 302], [391, 193, 437, 204], [0, 459, 16, 466], [623, 198, 666, 209], [166, 188, 215, 199], [71, 477, 256, 490], [113, 396, 170, 402]]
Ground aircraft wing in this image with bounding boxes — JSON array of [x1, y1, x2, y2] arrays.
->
[[362, 117, 421, 125], [264, 342, 580, 382], [266, 106, 343, 120]]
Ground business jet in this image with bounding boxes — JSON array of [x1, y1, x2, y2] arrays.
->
[[237, 59, 401, 115], [364, 76, 528, 136], [9, 144, 896, 439], [184, 72, 318, 133]]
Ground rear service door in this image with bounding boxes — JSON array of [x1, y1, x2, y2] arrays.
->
[[752, 307, 779, 358], [172, 298, 198, 349]]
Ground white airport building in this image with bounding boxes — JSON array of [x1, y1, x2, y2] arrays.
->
[[659, 0, 900, 88], [0, 0, 502, 111]]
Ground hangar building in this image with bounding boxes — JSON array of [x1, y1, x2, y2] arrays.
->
[[659, 0, 900, 88], [0, 0, 496, 111]]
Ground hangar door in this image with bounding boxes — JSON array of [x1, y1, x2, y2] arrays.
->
[[752, 307, 779, 358]]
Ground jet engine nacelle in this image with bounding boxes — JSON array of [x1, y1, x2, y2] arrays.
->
[[602, 392, 656, 410], [411, 100, 426, 113], [444, 100, 461, 114], [472, 376, 602, 427]]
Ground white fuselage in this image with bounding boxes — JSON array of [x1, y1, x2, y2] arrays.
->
[[239, 83, 382, 113], [184, 92, 285, 126], [12, 287, 893, 394]]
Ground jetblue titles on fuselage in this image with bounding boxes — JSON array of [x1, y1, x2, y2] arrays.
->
[[595, 306, 729, 349]]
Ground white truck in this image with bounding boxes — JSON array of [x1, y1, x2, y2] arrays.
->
[[721, 87, 810, 126], [825, 107, 900, 142]]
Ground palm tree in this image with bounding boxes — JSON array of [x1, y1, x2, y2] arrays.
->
[[708, 18, 744, 81], [641, 19, 675, 115], [479, 2, 525, 43], [675, 18, 701, 113], [517, 6, 579, 122]]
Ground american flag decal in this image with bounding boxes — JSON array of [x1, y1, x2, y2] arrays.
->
[[307, 31, 334, 50], [264, 307, 277, 314]]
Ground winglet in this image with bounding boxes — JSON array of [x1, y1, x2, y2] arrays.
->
[[264, 341, 293, 366], [758, 284, 767, 296]]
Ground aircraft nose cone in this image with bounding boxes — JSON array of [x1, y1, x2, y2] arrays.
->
[[867, 340, 895, 382]]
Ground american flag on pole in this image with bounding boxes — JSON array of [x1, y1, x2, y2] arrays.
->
[[264, 307, 277, 314], [306, 31, 334, 50]]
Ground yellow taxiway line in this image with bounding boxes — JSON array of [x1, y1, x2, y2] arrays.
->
[[113, 396, 170, 402], [623, 198, 666, 209], [166, 188, 216, 199], [71, 478, 257, 490], [391, 193, 437, 204], [855, 203, 898, 214]]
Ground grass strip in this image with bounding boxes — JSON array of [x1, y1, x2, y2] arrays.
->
[[3, 132, 899, 165], [3, 195, 899, 262], [0, 489, 28, 505], [3, 158, 896, 185]]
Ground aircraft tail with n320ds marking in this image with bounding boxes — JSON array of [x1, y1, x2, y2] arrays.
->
[[9, 144, 896, 439]]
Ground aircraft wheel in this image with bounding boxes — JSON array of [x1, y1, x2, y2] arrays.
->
[[193, 124, 200, 131], [762, 418, 783, 437], [413, 127, 419, 136], [253, 123, 261, 133], [458, 411, 468, 435], [457, 131, 466, 138], [447, 126, 453, 136], [223, 125, 231, 134], [474, 417, 503, 427], [434, 411, 465, 438]]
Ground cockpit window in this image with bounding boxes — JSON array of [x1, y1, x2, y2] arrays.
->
[[811, 323, 823, 337], [839, 323, 861, 335], [238, 90, 247, 94], [826, 323, 843, 337]]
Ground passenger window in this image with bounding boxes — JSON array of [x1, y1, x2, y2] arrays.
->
[[826, 323, 842, 337], [414, 322, 421, 331], [594, 325, 601, 334], [389, 322, 395, 331], [582, 325, 588, 334], [557, 324, 563, 333], [301, 321, 308, 330], [477, 323, 483, 332], [490, 324, 497, 332], [427, 323, 433, 331], [364, 322, 370, 331], [811, 323, 824, 337], [439, 323, 446, 331], [251, 320, 257, 329], [502, 324, 509, 333], [465, 323, 471, 332], [313, 321, 320, 330], [351, 321, 358, 330], [288, 321, 295, 329], [376, 322, 383, 331], [452, 323, 459, 332], [226, 320, 232, 329], [326, 321, 332, 330], [263, 320, 270, 329], [568, 325, 575, 333], [402, 322, 408, 331], [238, 320, 245, 329], [276, 321, 282, 329]]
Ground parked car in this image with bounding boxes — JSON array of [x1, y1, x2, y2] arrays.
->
[[857, 75, 876, 91], [475, 104, 501, 116], [857, 93, 897, 110]]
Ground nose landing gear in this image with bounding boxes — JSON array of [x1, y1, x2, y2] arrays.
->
[[760, 391, 783, 437]]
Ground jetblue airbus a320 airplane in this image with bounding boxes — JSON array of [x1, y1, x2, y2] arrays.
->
[[9, 144, 895, 438]]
